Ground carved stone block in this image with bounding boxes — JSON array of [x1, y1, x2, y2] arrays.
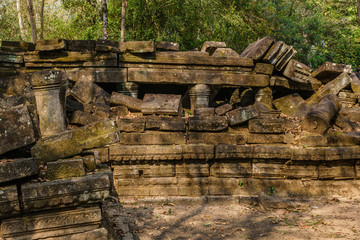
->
[[145, 117, 186, 131], [188, 132, 247, 145], [119, 132, 185, 145], [110, 92, 142, 112], [176, 162, 210, 177], [225, 104, 259, 126], [156, 41, 179, 51], [240, 36, 274, 61], [46, 158, 86, 180], [273, 93, 309, 117], [0, 186, 19, 219], [110, 145, 182, 161], [188, 116, 228, 132], [116, 118, 145, 132], [311, 61, 353, 83], [141, 94, 182, 115], [248, 118, 286, 134], [0, 158, 38, 183], [113, 163, 175, 178], [210, 161, 251, 177], [71, 80, 110, 105], [181, 144, 214, 160]]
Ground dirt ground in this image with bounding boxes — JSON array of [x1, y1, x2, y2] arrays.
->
[[120, 197, 360, 240]]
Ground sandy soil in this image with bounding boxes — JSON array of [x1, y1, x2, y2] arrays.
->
[[120, 197, 360, 240]]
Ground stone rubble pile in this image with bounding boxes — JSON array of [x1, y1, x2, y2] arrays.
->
[[1, 37, 360, 239]]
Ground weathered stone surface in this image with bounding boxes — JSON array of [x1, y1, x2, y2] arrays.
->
[[247, 133, 286, 144], [0, 158, 38, 183], [188, 116, 228, 132], [307, 72, 352, 106], [335, 115, 360, 132], [194, 108, 215, 117], [274, 46, 297, 71], [255, 87, 273, 107], [145, 117, 186, 131], [0, 40, 35, 52], [298, 134, 327, 147], [32, 121, 119, 163], [67, 40, 96, 51], [350, 73, 360, 94], [70, 110, 101, 125], [156, 41, 179, 51], [0, 106, 35, 155], [201, 41, 226, 55], [248, 118, 286, 134], [188, 132, 246, 145], [0, 186, 20, 218], [1, 207, 103, 239], [253, 145, 291, 159], [81, 155, 96, 171], [182, 144, 214, 160], [291, 147, 326, 161], [178, 178, 209, 196], [339, 107, 360, 123], [324, 146, 360, 161], [176, 162, 210, 177], [45, 228, 109, 240], [338, 90, 357, 107], [210, 161, 251, 177], [273, 93, 309, 117], [270, 75, 321, 92], [35, 39, 67, 51], [263, 41, 293, 68], [120, 132, 185, 145], [66, 68, 127, 83], [240, 36, 274, 61], [21, 173, 110, 211], [189, 84, 211, 111], [46, 158, 86, 180], [85, 147, 109, 164], [319, 160, 355, 180], [0, 53, 24, 64], [215, 145, 253, 159], [327, 132, 360, 146], [95, 39, 120, 52], [66, 98, 84, 113], [282, 59, 312, 84], [110, 105, 129, 117], [254, 63, 274, 75], [113, 163, 175, 178], [215, 104, 232, 116], [116, 118, 145, 132], [120, 41, 155, 53], [93, 104, 110, 119], [141, 94, 182, 115], [211, 48, 240, 58], [110, 92, 142, 111], [110, 145, 182, 161], [127, 68, 269, 86], [311, 61, 353, 83], [71, 80, 110, 104], [225, 104, 259, 126]]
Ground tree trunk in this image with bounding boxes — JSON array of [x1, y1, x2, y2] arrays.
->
[[40, 0, 45, 40], [101, 0, 108, 40], [121, 0, 128, 42], [357, 0, 360, 27], [16, 0, 25, 40], [25, 0, 37, 42]]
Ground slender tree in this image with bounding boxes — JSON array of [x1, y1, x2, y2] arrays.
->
[[40, 0, 45, 40], [101, 0, 108, 39], [16, 0, 25, 40], [121, 0, 128, 42], [25, 0, 37, 42], [357, 0, 360, 27]]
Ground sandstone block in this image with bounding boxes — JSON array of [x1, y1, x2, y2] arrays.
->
[[319, 161, 355, 180], [273, 93, 309, 117], [70, 110, 101, 126], [263, 41, 296, 71], [335, 116, 360, 132], [215, 145, 253, 159], [339, 107, 360, 123], [119, 132, 185, 145], [350, 73, 360, 94], [71, 80, 110, 104], [145, 117, 186, 131], [156, 41, 179, 51], [35, 39, 67, 51], [240, 36, 274, 61], [110, 92, 142, 111], [66, 68, 127, 83], [95, 39, 120, 52], [208, 177, 245, 195], [176, 162, 210, 177], [46, 158, 86, 180], [116, 118, 145, 132], [291, 147, 325, 161], [270, 75, 321, 92], [298, 134, 328, 147], [327, 132, 360, 147], [0, 186, 19, 218], [282, 59, 312, 84], [311, 61, 352, 83], [248, 118, 286, 134], [141, 94, 182, 115], [0, 158, 38, 183], [211, 48, 240, 58], [188, 132, 246, 145], [21, 173, 110, 211], [82, 155, 96, 171], [201, 41, 226, 55], [110, 145, 182, 161], [226, 104, 259, 126], [324, 146, 360, 161], [0, 106, 36, 155], [215, 104, 232, 116], [247, 134, 286, 144], [67, 40, 96, 51], [110, 105, 129, 117], [194, 108, 215, 117], [113, 163, 175, 178], [254, 63, 274, 75], [253, 145, 291, 159], [181, 144, 214, 160], [120, 41, 155, 53], [0, 40, 35, 52], [178, 178, 209, 196], [210, 161, 251, 177], [188, 116, 228, 132]]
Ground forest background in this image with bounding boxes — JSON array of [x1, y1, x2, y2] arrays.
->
[[1, 0, 360, 69]]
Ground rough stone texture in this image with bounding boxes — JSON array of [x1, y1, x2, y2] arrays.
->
[[70, 110, 102, 125], [339, 107, 360, 123], [311, 61, 353, 83], [156, 41, 179, 51], [0, 105, 35, 155], [120, 41, 155, 53], [110, 105, 129, 117], [247, 133, 286, 144], [335, 116, 360, 132], [188, 132, 247, 145], [113, 163, 175, 178], [263, 41, 297, 71], [31, 120, 119, 163], [225, 104, 259, 126], [110, 92, 142, 111], [273, 93, 310, 117], [215, 104, 232, 116], [66, 68, 127, 83], [120, 132, 185, 145], [182, 144, 214, 160], [71, 80, 110, 104], [282, 59, 313, 84], [67, 40, 96, 51], [1, 207, 103, 239], [45, 228, 109, 240], [86, 147, 109, 164], [255, 87, 273, 107], [210, 161, 251, 177], [176, 162, 210, 177], [201, 41, 226, 55], [35, 39, 67, 51], [327, 132, 360, 146], [188, 116, 228, 132], [319, 160, 355, 180], [110, 145, 182, 161], [215, 145, 253, 159], [291, 147, 326, 161], [194, 108, 215, 117], [0, 158, 38, 183], [46, 158, 86, 180], [248, 118, 286, 134], [270, 75, 321, 92], [254, 63, 274, 75], [95, 39, 120, 52], [21, 174, 110, 211], [145, 117, 186, 131], [141, 94, 182, 115], [240, 36, 274, 61], [211, 48, 240, 58], [350, 72, 360, 94], [0, 40, 35, 52], [0, 186, 20, 218], [82, 155, 97, 171], [307, 72, 352, 106], [298, 134, 328, 147], [116, 118, 145, 132]]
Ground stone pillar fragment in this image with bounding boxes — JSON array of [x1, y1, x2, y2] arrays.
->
[[189, 84, 211, 113]]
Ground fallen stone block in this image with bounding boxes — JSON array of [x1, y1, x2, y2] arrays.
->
[[32, 120, 119, 163], [120, 41, 155, 53], [110, 105, 129, 117], [254, 63, 274, 75], [270, 75, 322, 92], [211, 48, 240, 58], [339, 107, 360, 123], [350, 73, 360, 94], [311, 61, 353, 83], [110, 145, 182, 161], [248, 118, 286, 134], [301, 94, 341, 134], [66, 98, 84, 113], [0, 158, 38, 183], [35, 39, 67, 51], [215, 104, 232, 116], [0, 94, 28, 109], [188, 116, 228, 132], [273, 93, 310, 117], [1, 206, 103, 239], [0, 40, 35, 52], [110, 92, 142, 111], [230, 88, 255, 107], [156, 41, 179, 51], [282, 59, 312, 84], [262, 41, 297, 71], [0, 105, 36, 155], [225, 104, 259, 126], [255, 87, 273, 107], [67, 40, 96, 51], [120, 132, 185, 145], [116, 118, 145, 132], [93, 103, 111, 119], [240, 36, 274, 61], [21, 173, 110, 211], [0, 186, 20, 219], [81, 155, 96, 171], [307, 72, 352, 106], [335, 115, 360, 132], [46, 158, 86, 180], [95, 39, 120, 52], [70, 110, 102, 126], [327, 132, 360, 146], [71, 80, 110, 104], [201, 41, 226, 55], [182, 144, 214, 160], [141, 94, 182, 115], [338, 90, 358, 108], [145, 117, 186, 131]]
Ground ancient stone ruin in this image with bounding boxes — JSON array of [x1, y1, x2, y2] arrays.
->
[[1, 37, 360, 239]]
